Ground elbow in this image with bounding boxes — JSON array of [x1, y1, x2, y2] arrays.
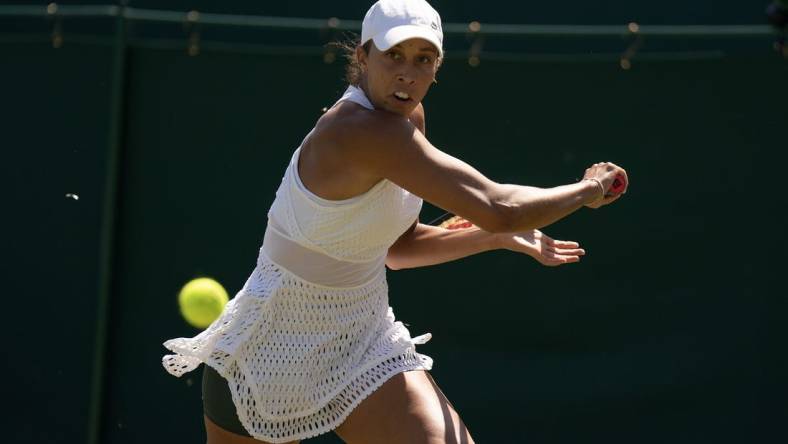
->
[[472, 185, 517, 233], [385, 261, 401, 271], [385, 253, 404, 271], [481, 201, 518, 234], [485, 201, 544, 233], [386, 261, 411, 271]]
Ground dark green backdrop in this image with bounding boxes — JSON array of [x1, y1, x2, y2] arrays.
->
[[3, 6, 787, 444]]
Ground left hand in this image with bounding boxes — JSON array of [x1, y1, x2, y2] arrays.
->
[[497, 229, 585, 266]]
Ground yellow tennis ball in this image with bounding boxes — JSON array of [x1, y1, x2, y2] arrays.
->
[[177, 277, 229, 329]]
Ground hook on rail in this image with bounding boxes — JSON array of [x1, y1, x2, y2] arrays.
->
[[620, 22, 643, 70], [467, 21, 483, 67], [183, 10, 200, 56], [46, 2, 63, 48]]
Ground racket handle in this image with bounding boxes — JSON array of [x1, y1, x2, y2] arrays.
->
[[608, 174, 627, 196], [446, 220, 473, 229]]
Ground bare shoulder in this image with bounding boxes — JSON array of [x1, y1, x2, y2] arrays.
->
[[312, 99, 425, 158], [293, 100, 406, 199], [312, 101, 418, 175], [307, 99, 506, 233], [323, 100, 414, 140]]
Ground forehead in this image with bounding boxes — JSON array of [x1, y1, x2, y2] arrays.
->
[[391, 38, 439, 54]]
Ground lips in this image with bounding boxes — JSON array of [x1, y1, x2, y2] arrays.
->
[[393, 91, 412, 102]]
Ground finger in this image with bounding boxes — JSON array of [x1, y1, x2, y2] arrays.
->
[[553, 240, 580, 248], [608, 165, 628, 193], [556, 248, 585, 256], [547, 246, 585, 255], [540, 257, 563, 267], [546, 255, 580, 266], [544, 250, 581, 263]]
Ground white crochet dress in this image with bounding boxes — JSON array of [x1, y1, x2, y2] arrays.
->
[[162, 86, 433, 443]]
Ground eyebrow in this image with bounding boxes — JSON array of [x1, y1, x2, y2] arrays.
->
[[392, 44, 438, 54]]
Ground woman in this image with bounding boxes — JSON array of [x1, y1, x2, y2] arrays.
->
[[162, 0, 628, 443]]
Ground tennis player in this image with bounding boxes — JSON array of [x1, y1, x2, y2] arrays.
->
[[162, 0, 628, 443]]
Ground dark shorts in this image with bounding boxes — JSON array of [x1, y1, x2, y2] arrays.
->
[[202, 364, 253, 437]]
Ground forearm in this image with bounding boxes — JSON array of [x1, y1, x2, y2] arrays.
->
[[496, 180, 601, 232], [386, 223, 501, 270]]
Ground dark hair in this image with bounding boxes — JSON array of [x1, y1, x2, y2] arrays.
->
[[326, 34, 370, 86], [343, 39, 373, 86], [330, 34, 442, 86]]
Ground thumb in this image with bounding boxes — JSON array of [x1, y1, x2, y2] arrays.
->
[[603, 194, 622, 205]]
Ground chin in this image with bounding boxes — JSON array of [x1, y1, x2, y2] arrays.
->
[[384, 100, 416, 116]]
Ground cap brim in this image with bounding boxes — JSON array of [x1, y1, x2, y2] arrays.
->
[[372, 25, 443, 57]]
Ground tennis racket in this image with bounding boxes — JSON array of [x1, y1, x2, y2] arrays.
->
[[427, 212, 473, 229]]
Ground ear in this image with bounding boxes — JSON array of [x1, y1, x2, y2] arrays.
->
[[356, 45, 368, 71]]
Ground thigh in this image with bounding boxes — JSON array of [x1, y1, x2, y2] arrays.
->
[[203, 365, 300, 444], [205, 415, 300, 444], [333, 370, 475, 444], [202, 365, 253, 438]]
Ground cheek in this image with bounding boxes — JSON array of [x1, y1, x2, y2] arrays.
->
[[416, 66, 437, 88], [369, 59, 393, 82], [417, 63, 437, 79]]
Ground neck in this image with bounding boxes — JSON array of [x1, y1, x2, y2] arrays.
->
[[357, 78, 375, 108]]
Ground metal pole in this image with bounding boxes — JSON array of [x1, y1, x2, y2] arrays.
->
[[0, 5, 775, 38], [88, 1, 128, 443]]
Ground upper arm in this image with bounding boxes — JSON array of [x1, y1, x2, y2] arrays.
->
[[339, 110, 508, 233]]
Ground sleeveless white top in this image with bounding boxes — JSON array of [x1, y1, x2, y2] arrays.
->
[[162, 85, 433, 443]]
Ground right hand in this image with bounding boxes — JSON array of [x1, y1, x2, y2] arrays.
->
[[582, 162, 629, 209]]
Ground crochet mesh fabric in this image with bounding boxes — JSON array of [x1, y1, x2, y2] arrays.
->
[[162, 255, 432, 442], [162, 91, 432, 441], [271, 145, 419, 263]]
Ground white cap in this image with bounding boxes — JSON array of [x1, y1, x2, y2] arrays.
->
[[361, 0, 443, 57]]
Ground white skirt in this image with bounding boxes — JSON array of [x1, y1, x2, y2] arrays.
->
[[162, 250, 433, 443]]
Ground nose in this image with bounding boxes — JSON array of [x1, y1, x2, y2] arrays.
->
[[396, 70, 416, 85]]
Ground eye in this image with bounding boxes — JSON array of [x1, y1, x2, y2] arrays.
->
[[387, 51, 402, 60], [419, 55, 434, 64]]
